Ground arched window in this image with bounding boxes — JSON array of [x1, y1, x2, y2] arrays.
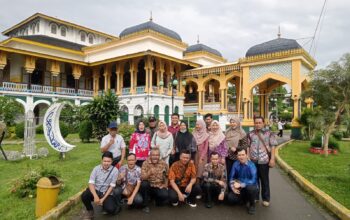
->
[[51, 24, 57, 34], [61, 27, 66, 37], [80, 32, 86, 42], [105, 38, 112, 42], [88, 34, 94, 44], [36, 23, 40, 32]]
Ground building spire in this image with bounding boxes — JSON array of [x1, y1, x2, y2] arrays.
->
[[277, 25, 281, 38], [197, 35, 200, 44], [150, 11, 153, 21]]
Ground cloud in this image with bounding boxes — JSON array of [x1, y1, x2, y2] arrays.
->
[[0, 0, 349, 68]]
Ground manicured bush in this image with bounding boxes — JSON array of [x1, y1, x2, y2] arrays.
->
[[118, 123, 135, 147], [79, 120, 93, 143], [15, 122, 25, 139], [332, 130, 343, 141], [36, 124, 44, 134], [310, 133, 339, 150], [60, 122, 69, 138], [343, 130, 350, 138]]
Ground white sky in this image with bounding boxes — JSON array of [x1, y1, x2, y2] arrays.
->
[[0, 0, 349, 69]]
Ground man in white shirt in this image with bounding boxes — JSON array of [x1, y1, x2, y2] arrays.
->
[[81, 152, 120, 219], [277, 120, 286, 137], [100, 122, 126, 167]]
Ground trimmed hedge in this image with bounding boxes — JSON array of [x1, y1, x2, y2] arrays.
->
[[15, 122, 25, 139], [310, 133, 339, 150], [60, 122, 69, 138], [79, 120, 93, 143]]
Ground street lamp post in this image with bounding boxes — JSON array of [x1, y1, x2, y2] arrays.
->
[[170, 76, 178, 114]]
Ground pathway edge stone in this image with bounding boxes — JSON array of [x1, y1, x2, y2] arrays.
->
[[37, 188, 84, 220], [276, 140, 350, 220]]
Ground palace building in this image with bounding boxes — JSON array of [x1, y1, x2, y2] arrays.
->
[[0, 13, 316, 138]]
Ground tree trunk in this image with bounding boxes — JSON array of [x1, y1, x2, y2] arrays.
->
[[323, 132, 330, 157]]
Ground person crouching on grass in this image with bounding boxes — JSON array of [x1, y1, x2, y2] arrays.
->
[[81, 151, 120, 219]]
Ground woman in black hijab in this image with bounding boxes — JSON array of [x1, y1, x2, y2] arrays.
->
[[173, 121, 197, 162]]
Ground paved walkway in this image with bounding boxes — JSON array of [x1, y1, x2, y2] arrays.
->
[[67, 132, 335, 220]]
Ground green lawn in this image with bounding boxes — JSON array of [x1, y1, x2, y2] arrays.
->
[[279, 141, 350, 209], [0, 137, 101, 220]]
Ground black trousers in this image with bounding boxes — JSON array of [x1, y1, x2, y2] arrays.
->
[[227, 185, 258, 206], [278, 129, 283, 137], [112, 156, 121, 166], [254, 163, 270, 201], [201, 182, 222, 204], [225, 158, 236, 190], [81, 188, 119, 214], [168, 183, 201, 204], [140, 181, 169, 207], [113, 186, 143, 208]]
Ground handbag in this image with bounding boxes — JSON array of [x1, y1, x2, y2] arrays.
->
[[122, 169, 135, 197], [256, 130, 272, 162]]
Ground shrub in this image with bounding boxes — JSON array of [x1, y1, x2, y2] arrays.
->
[[36, 124, 44, 134], [284, 123, 292, 130], [60, 122, 69, 138], [15, 122, 25, 139], [332, 130, 343, 141], [10, 168, 60, 198], [118, 123, 135, 147], [79, 120, 93, 143], [310, 133, 339, 150], [343, 130, 350, 138]]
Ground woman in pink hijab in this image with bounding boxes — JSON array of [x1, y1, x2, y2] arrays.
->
[[208, 120, 228, 164], [193, 119, 209, 179]]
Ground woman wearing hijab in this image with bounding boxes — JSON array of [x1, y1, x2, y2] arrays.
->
[[193, 119, 209, 179], [208, 120, 228, 165], [173, 121, 197, 162], [151, 120, 174, 164], [129, 120, 151, 167], [225, 118, 248, 183]]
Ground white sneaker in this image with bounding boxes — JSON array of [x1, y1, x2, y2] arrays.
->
[[172, 202, 179, 207], [186, 201, 197, 208], [262, 201, 270, 207], [196, 195, 202, 200]]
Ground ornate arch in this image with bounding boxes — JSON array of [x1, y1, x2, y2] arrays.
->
[[249, 73, 291, 90]]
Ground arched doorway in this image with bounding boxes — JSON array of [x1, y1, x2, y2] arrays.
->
[[134, 105, 144, 123], [174, 106, 179, 114], [33, 102, 50, 125], [154, 105, 159, 120], [120, 105, 129, 123], [204, 79, 220, 103], [184, 81, 198, 103], [164, 105, 170, 125]]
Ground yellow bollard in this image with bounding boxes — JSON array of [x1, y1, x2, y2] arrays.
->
[[35, 176, 61, 217]]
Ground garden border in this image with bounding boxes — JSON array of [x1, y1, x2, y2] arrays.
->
[[37, 188, 84, 220], [275, 140, 350, 220]]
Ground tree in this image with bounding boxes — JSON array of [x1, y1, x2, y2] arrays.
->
[[0, 96, 24, 126], [302, 53, 350, 156], [83, 91, 120, 141]]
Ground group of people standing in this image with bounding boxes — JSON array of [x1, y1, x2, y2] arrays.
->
[[81, 113, 278, 219]]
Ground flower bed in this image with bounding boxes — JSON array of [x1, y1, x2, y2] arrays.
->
[[309, 147, 338, 155]]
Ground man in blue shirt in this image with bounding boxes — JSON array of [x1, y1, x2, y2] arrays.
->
[[228, 147, 258, 215]]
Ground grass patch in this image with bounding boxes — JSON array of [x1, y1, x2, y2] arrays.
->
[[0, 140, 101, 220], [279, 140, 350, 209]]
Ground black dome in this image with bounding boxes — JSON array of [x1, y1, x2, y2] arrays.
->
[[185, 43, 222, 57], [246, 38, 302, 57], [119, 20, 182, 41]]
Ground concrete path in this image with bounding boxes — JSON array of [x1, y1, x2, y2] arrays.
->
[[67, 132, 335, 220]]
